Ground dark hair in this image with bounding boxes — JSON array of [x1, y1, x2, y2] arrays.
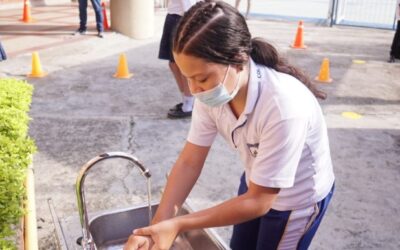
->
[[173, 0, 326, 99]]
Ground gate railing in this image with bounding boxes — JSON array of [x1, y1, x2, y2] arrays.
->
[[155, 0, 398, 30]]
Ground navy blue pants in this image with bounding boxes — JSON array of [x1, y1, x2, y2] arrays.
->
[[230, 174, 334, 250], [0, 41, 6, 61], [78, 0, 103, 32]]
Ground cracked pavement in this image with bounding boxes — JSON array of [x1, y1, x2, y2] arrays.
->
[[1, 3, 400, 250]]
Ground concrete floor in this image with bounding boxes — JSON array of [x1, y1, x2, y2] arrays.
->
[[1, 2, 400, 250]]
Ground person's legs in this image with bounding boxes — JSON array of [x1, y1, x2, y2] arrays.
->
[[169, 62, 184, 95], [235, 0, 241, 9], [389, 21, 400, 62], [158, 14, 193, 118], [230, 174, 261, 250], [246, 0, 251, 18], [0, 41, 7, 61], [78, 0, 88, 31], [168, 62, 193, 112], [90, 0, 103, 33]]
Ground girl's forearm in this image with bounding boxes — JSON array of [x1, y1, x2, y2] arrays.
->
[[152, 160, 202, 223], [152, 142, 210, 224], [175, 189, 278, 232]]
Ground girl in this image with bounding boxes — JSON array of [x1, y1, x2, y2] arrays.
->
[[125, 1, 334, 249]]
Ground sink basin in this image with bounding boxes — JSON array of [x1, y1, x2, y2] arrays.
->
[[52, 152, 229, 250], [54, 203, 229, 250], [89, 204, 228, 250]]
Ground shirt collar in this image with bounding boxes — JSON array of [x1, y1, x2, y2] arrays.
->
[[243, 58, 262, 115]]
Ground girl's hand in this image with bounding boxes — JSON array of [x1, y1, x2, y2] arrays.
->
[[133, 219, 180, 250], [123, 235, 153, 250]]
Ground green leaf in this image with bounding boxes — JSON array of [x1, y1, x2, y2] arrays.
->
[[0, 78, 36, 248]]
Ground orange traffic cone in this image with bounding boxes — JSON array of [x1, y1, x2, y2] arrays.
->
[[290, 21, 306, 49], [315, 58, 332, 83], [114, 54, 133, 79], [21, 0, 33, 23], [28, 52, 47, 78], [101, 1, 110, 30]]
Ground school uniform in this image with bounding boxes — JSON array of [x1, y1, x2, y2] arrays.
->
[[159, 0, 196, 62], [187, 59, 335, 249]]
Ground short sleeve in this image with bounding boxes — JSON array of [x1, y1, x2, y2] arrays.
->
[[187, 100, 218, 147], [250, 117, 308, 188]]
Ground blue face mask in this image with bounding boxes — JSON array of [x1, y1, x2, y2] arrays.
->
[[192, 65, 242, 107]]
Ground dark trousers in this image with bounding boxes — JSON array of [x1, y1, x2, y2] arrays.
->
[[390, 21, 400, 58], [78, 0, 103, 32], [230, 174, 335, 250], [0, 41, 6, 61]]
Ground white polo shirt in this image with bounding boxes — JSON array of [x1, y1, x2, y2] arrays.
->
[[187, 59, 335, 211]]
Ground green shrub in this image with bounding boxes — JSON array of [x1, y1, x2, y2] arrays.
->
[[0, 79, 36, 249], [0, 108, 30, 140], [0, 78, 33, 112]]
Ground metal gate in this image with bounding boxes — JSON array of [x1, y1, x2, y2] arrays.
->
[[333, 0, 398, 29], [154, 0, 398, 30]]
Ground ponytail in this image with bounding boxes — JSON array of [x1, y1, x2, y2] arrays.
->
[[250, 38, 327, 100]]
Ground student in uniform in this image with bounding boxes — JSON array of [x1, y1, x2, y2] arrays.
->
[[160, 0, 197, 119], [124, 1, 335, 250]]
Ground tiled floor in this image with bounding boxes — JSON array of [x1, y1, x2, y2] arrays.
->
[[0, 3, 107, 58]]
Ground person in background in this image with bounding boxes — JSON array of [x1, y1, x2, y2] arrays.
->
[[74, 0, 104, 38], [389, 0, 400, 63], [124, 1, 335, 250], [0, 41, 6, 61], [160, 0, 197, 119], [235, 0, 251, 18]]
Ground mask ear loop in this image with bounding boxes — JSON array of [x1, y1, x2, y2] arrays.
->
[[229, 69, 242, 98], [220, 64, 231, 87]]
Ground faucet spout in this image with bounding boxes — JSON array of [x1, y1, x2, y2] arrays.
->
[[75, 152, 152, 249]]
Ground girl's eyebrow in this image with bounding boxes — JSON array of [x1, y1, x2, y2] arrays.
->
[[185, 72, 208, 79]]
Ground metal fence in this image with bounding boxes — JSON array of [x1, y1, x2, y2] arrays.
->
[[160, 0, 398, 30], [333, 0, 398, 29]]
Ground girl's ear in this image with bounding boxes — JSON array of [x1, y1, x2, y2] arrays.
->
[[234, 64, 244, 72]]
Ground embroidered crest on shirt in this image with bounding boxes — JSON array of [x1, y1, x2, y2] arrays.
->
[[247, 143, 259, 157]]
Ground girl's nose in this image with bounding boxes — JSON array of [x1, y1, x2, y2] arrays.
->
[[188, 81, 203, 94]]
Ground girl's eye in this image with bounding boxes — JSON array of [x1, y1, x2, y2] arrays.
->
[[198, 78, 207, 83]]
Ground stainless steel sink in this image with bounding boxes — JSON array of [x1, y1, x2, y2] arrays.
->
[[88, 203, 228, 250], [51, 202, 229, 250], [49, 152, 229, 250]]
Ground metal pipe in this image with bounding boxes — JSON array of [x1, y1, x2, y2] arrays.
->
[[48, 198, 69, 250], [75, 152, 152, 249]]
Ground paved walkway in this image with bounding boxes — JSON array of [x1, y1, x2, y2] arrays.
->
[[0, 2, 97, 58], [1, 2, 400, 250]]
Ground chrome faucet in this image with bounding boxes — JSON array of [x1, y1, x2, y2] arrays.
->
[[75, 152, 152, 250]]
